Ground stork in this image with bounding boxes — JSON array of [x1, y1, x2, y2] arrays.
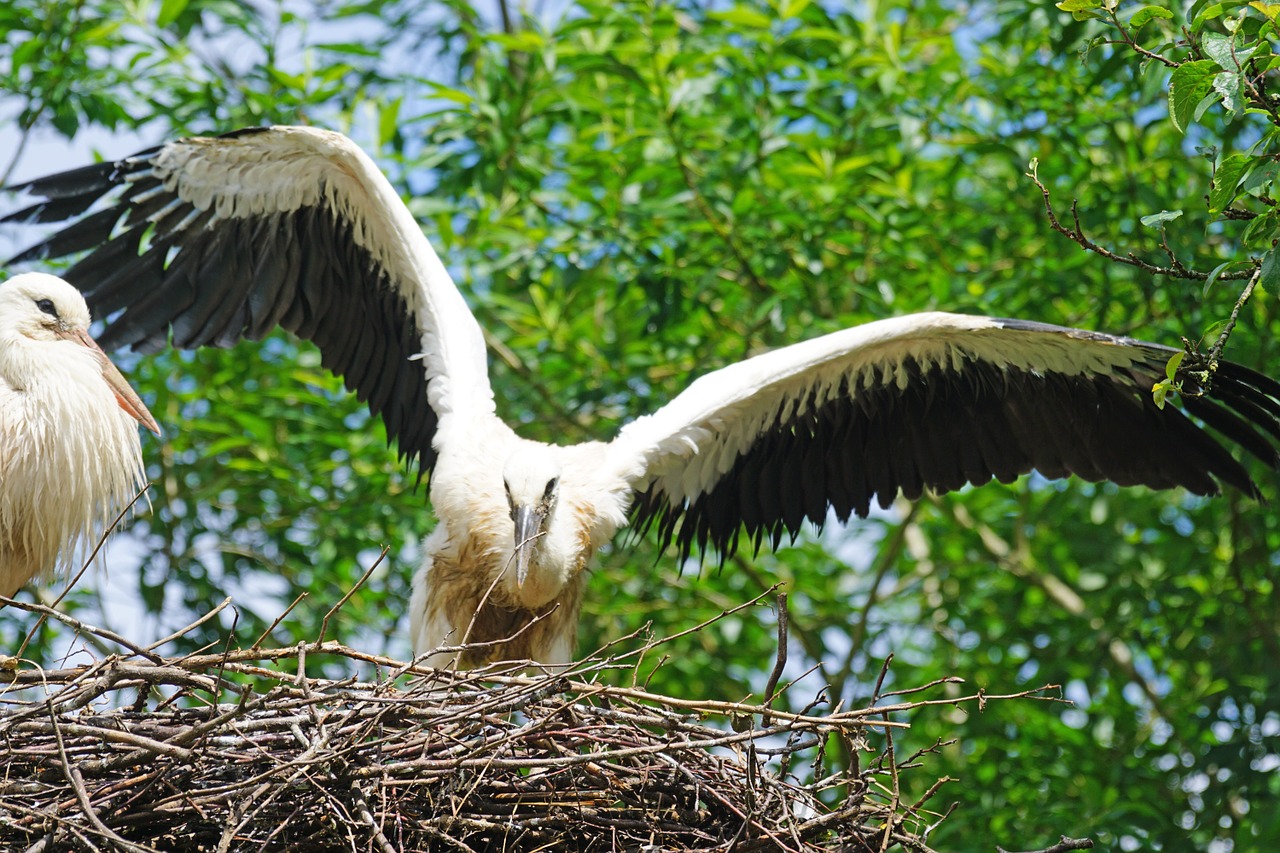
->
[[0, 272, 159, 599], [6, 126, 1279, 666]]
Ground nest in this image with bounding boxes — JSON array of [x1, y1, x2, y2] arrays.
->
[[0, 597, 1058, 852]]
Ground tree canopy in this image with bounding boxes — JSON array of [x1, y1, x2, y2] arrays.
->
[[2, 1, 1278, 849]]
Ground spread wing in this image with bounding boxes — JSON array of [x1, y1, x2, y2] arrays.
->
[[609, 312, 1280, 560], [5, 125, 494, 475]]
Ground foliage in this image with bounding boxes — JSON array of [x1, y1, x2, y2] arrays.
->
[[1, 0, 1278, 850]]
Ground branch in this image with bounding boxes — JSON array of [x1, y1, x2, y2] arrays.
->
[[0, 593, 1072, 851], [998, 836, 1095, 853], [1026, 160, 1252, 282], [1205, 262, 1263, 375]]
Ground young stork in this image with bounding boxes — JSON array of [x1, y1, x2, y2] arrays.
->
[[0, 273, 159, 598], [6, 126, 1279, 666]]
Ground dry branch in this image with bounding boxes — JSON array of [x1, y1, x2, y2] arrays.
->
[[0, 599, 1062, 852]]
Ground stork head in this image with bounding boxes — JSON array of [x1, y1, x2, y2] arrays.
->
[[502, 452, 562, 591], [0, 273, 160, 434]]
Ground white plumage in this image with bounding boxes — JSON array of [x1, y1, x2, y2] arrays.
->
[[6, 126, 1279, 665], [0, 273, 159, 598]]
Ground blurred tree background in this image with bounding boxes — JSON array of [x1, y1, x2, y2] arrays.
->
[[2, 0, 1278, 849]]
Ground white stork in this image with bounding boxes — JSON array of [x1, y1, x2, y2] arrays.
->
[[0, 272, 159, 598], [6, 126, 1279, 666]]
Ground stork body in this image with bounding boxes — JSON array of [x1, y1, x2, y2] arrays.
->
[[7, 126, 1280, 666], [412, 423, 628, 666], [0, 273, 159, 597]]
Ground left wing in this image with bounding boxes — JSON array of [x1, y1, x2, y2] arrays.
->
[[4, 126, 494, 476], [608, 312, 1280, 561]]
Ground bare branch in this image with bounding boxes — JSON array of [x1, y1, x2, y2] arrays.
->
[[0, 596, 1077, 851]]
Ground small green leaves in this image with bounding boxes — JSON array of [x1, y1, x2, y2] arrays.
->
[[1152, 351, 1186, 409], [1242, 207, 1280, 248], [1200, 32, 1256, 119], [1168, 60, 1220, 132]]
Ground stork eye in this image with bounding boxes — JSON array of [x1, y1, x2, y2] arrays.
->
[[543, 477, 559, 499], [35, 298, 58, 318]]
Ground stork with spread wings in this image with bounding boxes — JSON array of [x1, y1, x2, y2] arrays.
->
[[7, 126, 1279, 667]]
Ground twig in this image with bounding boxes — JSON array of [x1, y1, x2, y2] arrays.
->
[[147, 597, 233, 652], [764, 592, 789, 715], [252, 592, 308, 649], [2, 597, 163, 664], [16, 484, 153, 661], [318, 546, 388, 644], [1204, 262, 1263, 378], [1026, 160, 1253, 282], [998, 836, 1095, 853]]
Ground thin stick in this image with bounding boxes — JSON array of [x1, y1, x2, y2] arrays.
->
[[318, 546, 389, 644], [17, 484, 152, 661]]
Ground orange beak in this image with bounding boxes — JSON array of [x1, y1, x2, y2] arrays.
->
[[63, 328, 162, 436]]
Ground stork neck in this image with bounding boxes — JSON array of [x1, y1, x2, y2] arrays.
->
[[0, 337, 99, 394]]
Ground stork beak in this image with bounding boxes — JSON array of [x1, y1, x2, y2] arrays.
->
[[512, 504, 540, 589], [63, 328, 162, 436]]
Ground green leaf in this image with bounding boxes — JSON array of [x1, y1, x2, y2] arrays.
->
[[1241, 207, 1280, 247], [11, 36, 38, 68], [1131, 6, 1175, 28], [1201, 32, 1257, 71], [1203, 260, 1241, 297], [1191, 3, 1229, 29], [316, 41, 381, 57], [1165, 350, 1186, 382], [710, 6, 773, 28], [1252, 2, 1280, 22], [378, 97, 402, 147], [1239, 160, 1279, 195], [156, 0, 190, 28], [1209, 154, 1250, 213], [1213, 71, 1244, 117], [1140, 209, 1183, 226], [1258, 246, 1280, 293], [1168, 60, 1220, 132], [1152, 380, 1171, 409], [779, 0, 812, 19]]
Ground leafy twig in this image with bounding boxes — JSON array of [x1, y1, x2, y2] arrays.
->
[[1026, 160, 1252, 282]]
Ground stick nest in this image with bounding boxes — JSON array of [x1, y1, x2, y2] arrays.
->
[[0, 598, 1055, 852]]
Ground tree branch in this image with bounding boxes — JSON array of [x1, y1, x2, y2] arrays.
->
[[1026, 160, 1252, 282]]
